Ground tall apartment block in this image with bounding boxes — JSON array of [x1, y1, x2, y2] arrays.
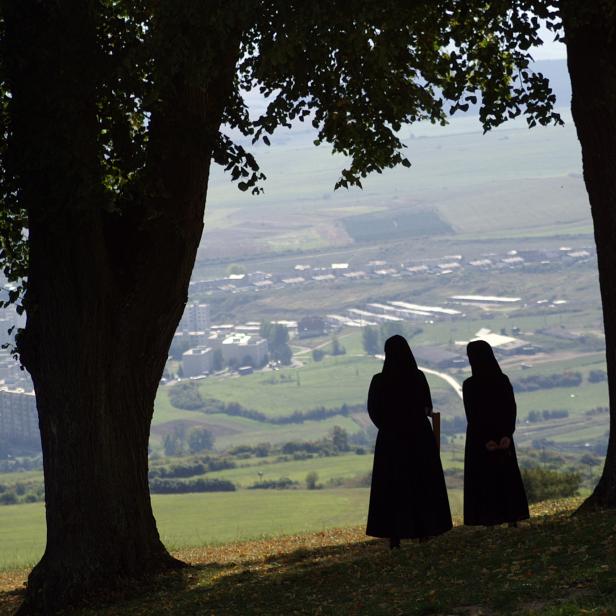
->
[[0, 387, 39, 444], [179, 302, 210, 332]]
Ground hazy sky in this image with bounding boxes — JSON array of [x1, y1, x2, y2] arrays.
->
[[532, 26, 566, 60]]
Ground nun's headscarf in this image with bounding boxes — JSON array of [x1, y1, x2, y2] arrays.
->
[[383, 335, 418, 376], [466, 340, 502, 377]]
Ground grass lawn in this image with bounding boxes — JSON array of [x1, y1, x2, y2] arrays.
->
[[4, 498, 616, 615], [515, 382, 609, 420], [157, 354, 455, 420], [204, 452, 373, 487], [0, 488, 464, 573], [195, 355, 381, 416]]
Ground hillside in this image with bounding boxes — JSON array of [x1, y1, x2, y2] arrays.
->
[[2, 498, 616, 615]]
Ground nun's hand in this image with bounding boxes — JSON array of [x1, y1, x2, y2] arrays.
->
[[485, 440, 498, 452], [499, 436, 511, 449]]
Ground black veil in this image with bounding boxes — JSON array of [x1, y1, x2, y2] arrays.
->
[[383, 335, 418, 377], [466, 340, 502, 378]]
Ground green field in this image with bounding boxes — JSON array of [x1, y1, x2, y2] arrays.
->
[[157, 353, 455, 420], [151, 348, 469, 450], [205, 452, 373, 487], [151, 322, 609, 451], [342, 208, 452, 242], [0, 488, 464, 571], [196, 355, 380, 415], [200, 107, 590, 261]]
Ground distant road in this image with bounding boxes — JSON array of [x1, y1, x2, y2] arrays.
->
[[420, 366, 463, 400]]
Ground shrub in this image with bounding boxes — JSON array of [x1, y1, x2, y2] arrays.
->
[[513, 372, 583, 393], [248, 477, 297, 489], [528, 409, 569, 422], [149, 462, 206, 479], [305, 471, 319, 489], [204, 457, 236, 471], [521, 467, 581, 504], [542, 409, 569, 420], [169, 381, 204, 410], [331, 426, 350, 452], [162, 431, 185, 457], [0, 492, 17, 505], [149, 477, 235, 494], [254, 442, 271, 457], [312, 348, 325, 362], [588, 369, 608, 383], [188, 427, 215, 453], [331, 336, 345, 356]]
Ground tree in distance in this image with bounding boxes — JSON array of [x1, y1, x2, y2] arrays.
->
[[362, 326, 380, 356], [226, 263, 247, 276], [331, 426, 350, 452], [187, 427, 215, 454], [212, 349, 224, 372], [312, 348, 325, 362], [0, 0, 613, 612], [162, 431, 185, 458], [305, 471, 319, 490], [169, 382, 204, 411], [260, 321, 293, 365], [331, 335, 346, 356]]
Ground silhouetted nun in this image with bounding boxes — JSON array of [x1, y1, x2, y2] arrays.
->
[[366, 335, 452, 547], [463, 340, 529, 527]]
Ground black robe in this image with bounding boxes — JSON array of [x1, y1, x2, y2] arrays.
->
[[463, 373, 529, 526], [366, 370, 452, 539]]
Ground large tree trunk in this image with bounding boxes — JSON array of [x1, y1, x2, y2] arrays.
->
[[562, 3, 616, 511], [18, 217, 186, 614], [3, 2, 240, 613]]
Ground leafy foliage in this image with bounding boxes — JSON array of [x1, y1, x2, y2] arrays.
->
[[260, 321, 292, 364], [0, 1, 564, 309], [305, 471, 319, 490], [168, 382, 205, 411], [187, 427, 215, 453], [362, 326, 380, 355], [513, 371, 583, 392], [522, 466, 581, 503], [148, 477, 235, 494]]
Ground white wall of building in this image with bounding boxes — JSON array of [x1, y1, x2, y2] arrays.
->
[[182, 346, 214, 377]]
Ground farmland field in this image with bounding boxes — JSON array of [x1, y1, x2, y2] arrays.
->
[[342, 208, 453, 242], [199, 99, 590, 262]]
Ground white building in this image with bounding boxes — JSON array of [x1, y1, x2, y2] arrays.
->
[[0, 387, 38, 443], [173, 330, 210, 348], [182, 347, 214, 377], [179, 302, 210, 332], [221, 333, 268, 366]]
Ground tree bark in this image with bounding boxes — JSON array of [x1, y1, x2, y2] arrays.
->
[[3, 2, 240, 612], [562, 3, 616, 511]]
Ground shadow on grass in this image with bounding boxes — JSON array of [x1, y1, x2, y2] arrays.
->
[[4, 508, 616, 615]]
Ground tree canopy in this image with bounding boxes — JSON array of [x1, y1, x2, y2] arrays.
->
[[0, 1, 563, 299]]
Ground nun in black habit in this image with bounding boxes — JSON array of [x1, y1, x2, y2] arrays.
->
[[463, 340, 529, 527], [366, 335, 452, 547]]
